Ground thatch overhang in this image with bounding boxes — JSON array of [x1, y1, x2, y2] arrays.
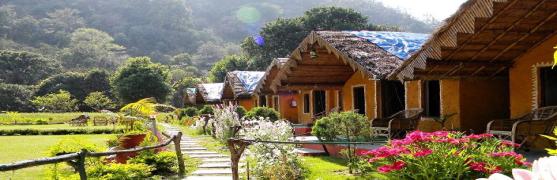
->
[[196, 83, 224, 104], [222, 71, 265, 99], [254, 58, 290, 95], [271, 31, 428, 92], [390, 0, 557, 80]]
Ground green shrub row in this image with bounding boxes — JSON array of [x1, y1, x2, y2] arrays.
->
[[0, 128, 124, 136]]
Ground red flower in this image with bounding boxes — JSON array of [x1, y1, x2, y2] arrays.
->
[[468, 162, 488, 173], [490, 166, 502, 174], [501, 140, 520, 148], [377, 161, 406, 173], [432, 131, 449, 137], [413, 149, 433, 157]]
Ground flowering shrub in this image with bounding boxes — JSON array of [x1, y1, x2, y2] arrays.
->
[[243, 119, 303, 179], [359, 131, 529, 179], [478, 156, 557, 180], [209, 104, 242, 142]]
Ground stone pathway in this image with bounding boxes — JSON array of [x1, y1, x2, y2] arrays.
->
[[163, 124, 234, 180]]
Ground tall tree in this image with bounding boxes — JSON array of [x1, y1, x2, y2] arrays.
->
[[0, 50, 60, 85], [242, 7, 382, 70], [59, 28, 126, 70], [111, 57, 172, 104], [208, 55, 250, 82]]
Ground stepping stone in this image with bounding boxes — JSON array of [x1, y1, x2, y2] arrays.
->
[[183, 151, 219, 155], [199, 162, 232, 168], [190, 154, 228, 158], [191, 169, 232, 176], [202, 158, 231, 163], [181, 147, 207, 151], [185, 176, 232, 180]]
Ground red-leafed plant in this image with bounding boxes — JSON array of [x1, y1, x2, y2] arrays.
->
[[358, 131, 530, 179]]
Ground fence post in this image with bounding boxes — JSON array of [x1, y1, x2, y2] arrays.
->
[[173, 132, 186, 177], [77, 149, 88, 180]]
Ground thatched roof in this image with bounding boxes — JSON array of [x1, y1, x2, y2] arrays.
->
[[390, 0, 557, 80], [254, 58, 289, 94], [196, 83, 223, 103], [222, 71, 265, 99], [270, 31, 428, 92]]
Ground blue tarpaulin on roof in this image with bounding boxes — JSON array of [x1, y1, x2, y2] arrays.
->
[[347, 31, 429, 60], [202, 83, 223, 100], [234, 71, 265, 93]]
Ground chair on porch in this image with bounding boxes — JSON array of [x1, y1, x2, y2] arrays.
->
[[486, 106, 557, 149], [370, 108, 423, 140]]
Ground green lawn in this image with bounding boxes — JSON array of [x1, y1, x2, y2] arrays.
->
[[0, 134, 113, 180], [0, 112, 107, 124], [301, 156, 355, 180], [0, 124, 122, 130]]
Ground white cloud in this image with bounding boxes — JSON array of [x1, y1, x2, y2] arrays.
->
[[376, 0, 467, 20]]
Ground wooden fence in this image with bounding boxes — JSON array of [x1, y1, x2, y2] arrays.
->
[[0, 132, 186, 180]]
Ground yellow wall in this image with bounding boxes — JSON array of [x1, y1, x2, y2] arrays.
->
[[341, 72, 377, 120], [509, 35, 557, 118], [298, 90, 313, 124]]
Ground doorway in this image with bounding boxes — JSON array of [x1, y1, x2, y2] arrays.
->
[[313, 90, 326, 115], [353, 86, 366, 115], [540, 67, 557, 107], [381, 81, 405, 117]]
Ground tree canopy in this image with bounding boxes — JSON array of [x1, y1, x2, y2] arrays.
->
[[111, 57, 172, 104], [0, 50, 60, 85], [208, 55, 250, 82]]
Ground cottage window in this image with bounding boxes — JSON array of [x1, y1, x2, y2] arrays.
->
[[273, 96, 279, 111], [540, 67, 557, 107], [313, 90, 326, 115], [303, 94, 310, 113], [353, 86, 366, 115], [422, 80, 441, 117], [258, 95, 267, 107]]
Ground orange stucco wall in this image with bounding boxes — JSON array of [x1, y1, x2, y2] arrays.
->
[[509, 35, 557, 118], [239, 97, 256, 111], [279, 93, 299, 123], [342, 72, 377, 120]]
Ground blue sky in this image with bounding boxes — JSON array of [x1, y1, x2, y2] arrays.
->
[[377, 0, 467, 20]]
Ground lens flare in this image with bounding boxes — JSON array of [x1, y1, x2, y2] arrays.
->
[[254, 35, 265, 46], [236, 6, 261, 24]]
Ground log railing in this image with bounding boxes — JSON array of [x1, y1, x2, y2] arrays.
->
[[0, 132, 185, 180]]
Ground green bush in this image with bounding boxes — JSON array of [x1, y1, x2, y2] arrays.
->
[[35, 119, 49, 125], [245, 107, 280, 122], [48, 138, 101, 156], [0, 83, 35, 112], [129, 151, 177, 175], [311, 112, 371, 141], [236, 106, 247, 118], [0, 128, 124, 136], [198, 105, 214, 115], [183, 107, 198, 117], [87, 163, 153, 180]]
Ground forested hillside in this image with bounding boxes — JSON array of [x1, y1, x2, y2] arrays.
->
[[1, 0, 436, 71]]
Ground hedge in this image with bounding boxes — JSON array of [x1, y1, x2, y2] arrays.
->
[[0, 128, 125, 136]]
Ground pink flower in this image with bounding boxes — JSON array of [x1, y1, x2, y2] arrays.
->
[[377, 161, 406, 173], [469, 162, 488, 173], [466, 133, 493, 140], [406, 131, 433, 142], [413, 149, 433, 157], [501, 140, 520, 148], [432, 131, 449, 137]]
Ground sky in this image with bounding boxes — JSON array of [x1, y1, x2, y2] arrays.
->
[[376, 0, 467, 20]]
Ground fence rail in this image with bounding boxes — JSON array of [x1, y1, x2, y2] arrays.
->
[[0, 132, 185, 180]]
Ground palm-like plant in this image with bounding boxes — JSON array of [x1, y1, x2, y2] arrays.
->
[[120, 98, 157, 117]]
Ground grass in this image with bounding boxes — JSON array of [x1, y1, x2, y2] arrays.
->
[[0, 124, 123, 130], [0, 134, 113, 180], [301, 156, 356, 180], [0, 112, 108, 124]]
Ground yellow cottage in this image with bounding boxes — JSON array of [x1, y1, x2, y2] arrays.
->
[[271, 31, 429, 125], [390, 0, 557, 147], [222, 71, 265, 111]]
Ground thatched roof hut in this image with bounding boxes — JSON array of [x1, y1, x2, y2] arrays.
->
[[389, 0, 557, 80], [196, 83, 224, 104], [271, 30, 428, 91], [222, 71, 265, 99]]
